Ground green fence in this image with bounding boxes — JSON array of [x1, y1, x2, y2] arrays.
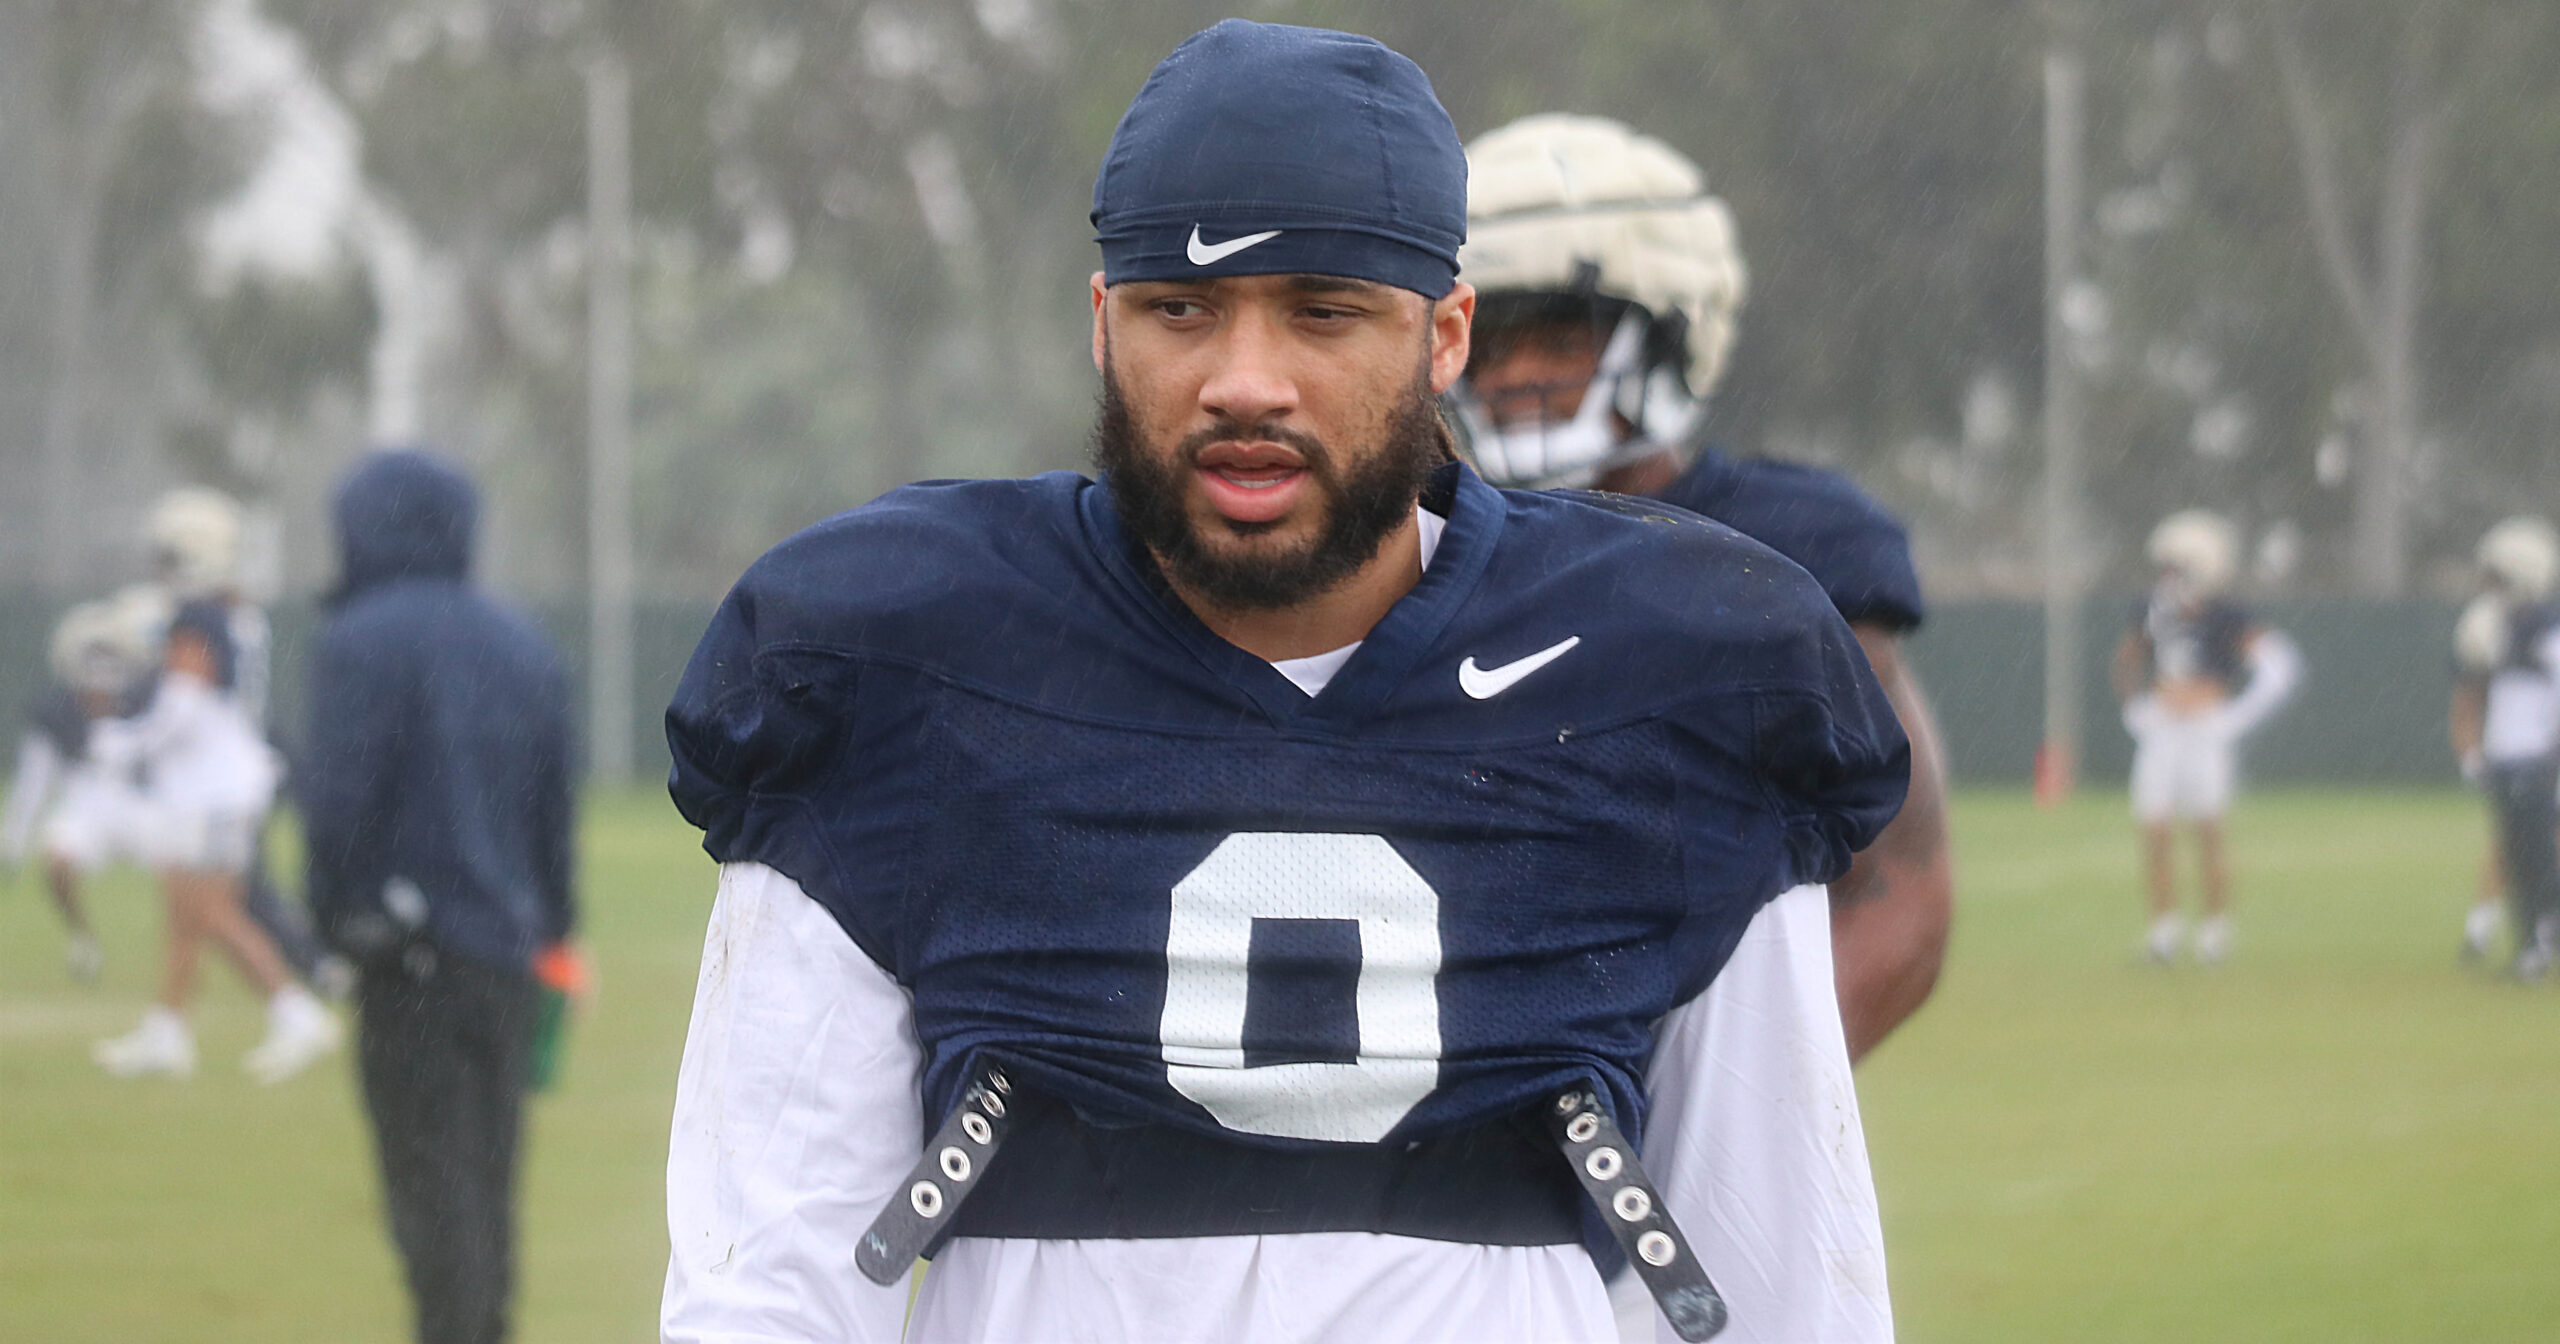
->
[[1909, 598, 2463, 786], [0, 591, 2465, 789]]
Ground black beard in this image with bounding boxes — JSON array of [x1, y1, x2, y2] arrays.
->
[[1092, 353, 1453, 612]]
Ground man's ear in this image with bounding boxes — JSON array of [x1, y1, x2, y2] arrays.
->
[[1090, 272, 1109, 375], [1428, 281, 1476, 395]]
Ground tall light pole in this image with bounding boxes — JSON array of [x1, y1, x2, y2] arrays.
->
[[585, 52, 635, 784], [2038, 34, 2087, 804]]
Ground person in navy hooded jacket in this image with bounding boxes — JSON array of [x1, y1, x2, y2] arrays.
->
[[303, 448, 577, 1344]]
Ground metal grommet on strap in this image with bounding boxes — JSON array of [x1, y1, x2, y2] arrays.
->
[[1547, 1089, 1728, 1341], [855, 1064, 1019, 1286]]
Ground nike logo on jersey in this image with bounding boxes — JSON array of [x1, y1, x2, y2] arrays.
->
[[1187, 225, 1282, 266], [1458, 636, 1582, 700]]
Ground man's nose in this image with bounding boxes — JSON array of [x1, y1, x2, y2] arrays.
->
[[1196, 310, 1299, 427]]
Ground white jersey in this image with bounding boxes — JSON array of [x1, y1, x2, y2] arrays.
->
[[2483, 625, 2560, 765], [660, 865, 1893, 1344], [90, 670, 279, 819]]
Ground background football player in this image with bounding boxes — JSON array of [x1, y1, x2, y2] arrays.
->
[[3, 599, 157, 981], [88, 591, 338, 1082], [143, 487, 347, 996], [2449, 515, 2560, 977], [2111, 510, 2301, 965], [1451, 113, 1955, 1062]]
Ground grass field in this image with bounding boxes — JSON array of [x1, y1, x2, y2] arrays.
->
[[1, 788, 2554, 1342]]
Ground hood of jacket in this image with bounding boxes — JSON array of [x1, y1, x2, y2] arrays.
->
[[331, 449, 476, 604]]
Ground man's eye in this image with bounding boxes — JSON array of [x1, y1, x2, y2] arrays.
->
[[1155, 299, 1208, 319], [1301, 306, 1357, 322]]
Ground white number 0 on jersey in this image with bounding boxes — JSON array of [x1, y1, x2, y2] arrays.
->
[[1160, 832, 1443, 1142]]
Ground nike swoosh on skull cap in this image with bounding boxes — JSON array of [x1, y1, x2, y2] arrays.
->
[[1186, 226, 1283, 265]]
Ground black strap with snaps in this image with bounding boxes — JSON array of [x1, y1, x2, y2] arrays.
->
[[856, 1068, 1729, 1344], [945, 1088, 1579, 1244], [854, 1065, 1016, 1284], [1548, 1088, 1728, 1341]]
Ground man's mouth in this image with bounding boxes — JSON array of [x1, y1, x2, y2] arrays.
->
[[1192, 441, 1311, 523]]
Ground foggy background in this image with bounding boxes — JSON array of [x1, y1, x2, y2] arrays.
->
[[3, 0, 2556, 779]]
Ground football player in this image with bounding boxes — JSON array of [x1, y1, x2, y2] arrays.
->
[[663, 21, 1908, 1344], [2111, 510, 2301, 964], [1451, 113, 1954, 1063], [2450, 515, 2560, 978], [3, 600, 157, 980], [143, 487, 348, 996], [88, 592, 339, 1081]]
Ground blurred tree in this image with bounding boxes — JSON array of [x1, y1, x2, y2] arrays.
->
[[5, 1, 240, 589], [2268, 5, 2447, 596], [208, 0, 2560, 600]]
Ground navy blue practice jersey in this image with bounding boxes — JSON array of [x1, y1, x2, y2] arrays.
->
[[667, 463, 1907, 1157], [2132, 593, 2255, 692], [1656, 448, 1926, 633], [2493, 602, 2560, 679]]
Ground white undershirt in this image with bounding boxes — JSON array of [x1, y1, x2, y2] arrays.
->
[[1267, 506, 1447, 697], [661, 864, 1892, 1344]]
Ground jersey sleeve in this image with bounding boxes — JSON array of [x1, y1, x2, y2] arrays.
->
[[663, 862, 924, 1343], [665, 566, 863, 947], [1669, 457, 1927, 633], [1731, 597, 1911, 896], [1634, 884, 1893, 1342], [3, 732, 62, 865], [1788, 492, 1926, 634]]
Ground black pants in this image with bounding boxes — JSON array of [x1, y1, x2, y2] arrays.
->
[[2489, 757, 2560, 953], [358, 948, 539, 1344]]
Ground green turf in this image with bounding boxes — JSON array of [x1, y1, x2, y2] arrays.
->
[[0, 792, 708, 1343], [1, 788, 2553, 1341], [1865, 789, 2560, 1343]]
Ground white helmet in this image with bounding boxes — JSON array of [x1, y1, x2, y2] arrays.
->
[[108, 582, 177, 658], [48, 601, 151, 696], [148, 486, 243, 596], [1453, 113, 1749, 487], [2477, 515, 2558, 601], [2146, 509, 2240, 597]]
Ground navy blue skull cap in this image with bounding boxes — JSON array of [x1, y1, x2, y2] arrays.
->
[[1093, 20, 1466, 298]]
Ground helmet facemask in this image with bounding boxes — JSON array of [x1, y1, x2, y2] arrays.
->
[[1449, 284, 1703, 489]]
